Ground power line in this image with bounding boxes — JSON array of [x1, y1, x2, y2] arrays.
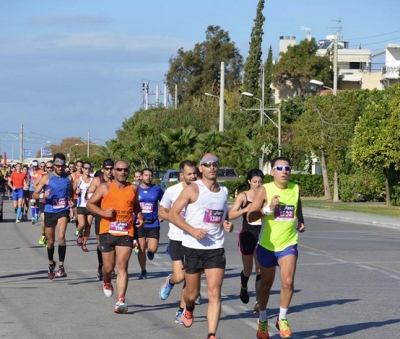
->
[[350, 35, 400, 47], [346, 29, 400, 40]]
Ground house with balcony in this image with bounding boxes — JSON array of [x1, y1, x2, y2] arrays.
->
[[381, 44, 400, 87]]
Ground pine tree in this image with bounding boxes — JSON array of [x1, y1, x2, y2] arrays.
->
[[242, 0, 265, 108]]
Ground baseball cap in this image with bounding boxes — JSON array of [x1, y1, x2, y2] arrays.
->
[[102, 158, 114, 168], [31, 160, 39, 166], [94, 169, 103, 177]]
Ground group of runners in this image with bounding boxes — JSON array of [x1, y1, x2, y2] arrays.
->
[[4, 152, 305, 339]]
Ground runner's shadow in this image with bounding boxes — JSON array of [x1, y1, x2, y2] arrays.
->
[[297, 318, 400, 337], [290, 298, 361, 314]]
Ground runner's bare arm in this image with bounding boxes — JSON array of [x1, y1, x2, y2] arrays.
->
[[132, 184, 144, 228], [32, 175, 49, 199], [228, 192, 247, 220], [169, 184, 207, 240], [158, 205, 169, 221], [247, 186, 267, 222], [86, 182, 110, 216]]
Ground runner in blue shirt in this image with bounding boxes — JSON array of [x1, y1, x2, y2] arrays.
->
[[136, 168, 163, 279]]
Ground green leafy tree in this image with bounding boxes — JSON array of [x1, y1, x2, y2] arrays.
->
[[293, 91, 362, 199], [273, 38, 332, 98], [352, 85, 400, 205], [242, 0, 265, 106], [165, 25, 243, 104]]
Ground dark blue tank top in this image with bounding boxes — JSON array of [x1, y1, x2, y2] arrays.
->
[[44, 172, 70, 213]]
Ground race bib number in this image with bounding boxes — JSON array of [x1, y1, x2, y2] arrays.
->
[[203, 209, 224, 226], [140, 202, 154, 214], [274, 205, 295, 222], [109, 222, 128, 235], [53, 197, 67, 209]]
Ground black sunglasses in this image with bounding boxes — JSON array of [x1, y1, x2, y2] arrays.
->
[[115, 168, 129, 173], [202, 162, 219, 168]]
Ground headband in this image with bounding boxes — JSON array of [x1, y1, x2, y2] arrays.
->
[[200, 155, 219, 165], [54, 159, 65, 165]]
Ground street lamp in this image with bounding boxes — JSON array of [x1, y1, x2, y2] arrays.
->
[[69, 143, 82, 163], [241, 91, 281, 157], [204, 92, 224, 132], [310, 79, 334, 91], [40, 141, 51, 159]]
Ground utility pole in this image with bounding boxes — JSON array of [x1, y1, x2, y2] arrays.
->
[[87, 131, 90, 158], [155, 85, 159, 107], [163, 83, 167, 107], [219, 61, 225, 132], [20, 123, 23, 163], [174, 84, 178, 109]]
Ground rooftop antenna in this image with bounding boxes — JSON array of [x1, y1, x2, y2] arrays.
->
[[301, 26, 313, 41]]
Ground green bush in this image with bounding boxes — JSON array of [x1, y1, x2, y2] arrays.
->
[[338, 173, 385, 202]]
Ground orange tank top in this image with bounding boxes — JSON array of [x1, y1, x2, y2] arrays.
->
[[99, 182, 135, 237]]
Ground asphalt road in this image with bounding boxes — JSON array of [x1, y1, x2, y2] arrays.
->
[[1, 199, 399, 339]]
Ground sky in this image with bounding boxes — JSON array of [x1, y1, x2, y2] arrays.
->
[[1, 0, 399, 160]]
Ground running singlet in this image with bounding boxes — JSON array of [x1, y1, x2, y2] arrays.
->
[[258, 182, 299, 252], [182, 180, 228, 250], [44, 172, 71, 213], [77, 177, 93, 207], [99, 182, 135, 237], [28, 169, 44, 191], [160, 182, 185, 241], [10, 172, 27, 189], [138, 184, 163, 228]]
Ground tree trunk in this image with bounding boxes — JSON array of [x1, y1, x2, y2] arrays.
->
[[320, 146, 332, 200], [384, 169, 391, 206]]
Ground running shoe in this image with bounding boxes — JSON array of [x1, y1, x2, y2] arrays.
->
[[76, 235, 83, 246], [16, 219, 21, 223], [82, 243, 89, 252], [38, 235, 47, 246], [195, 293, 202, 305], [240, 284, 249, 304], [57, 265, 67, 277], [97, 267, 103, 281], [114, 298, 128, 314], [275, 318, 292, 338], [138, 270, 147, 280], [74, 229, 79, 236], [134, 246, 139, 255], [111, 269, 117, 279], [159, 274, 174, 300], [31, 218, 35, 225], [48, 261, 56, 280], [253, 301, 260, 314], [256, 320, 269, 339], [34, 215, 39, 223], [175, 309, 183, 324], [147, 251, 154, 260], [70, 216, 76, 224], [182, 307, 194, 328], [103, 280, 114, 297]]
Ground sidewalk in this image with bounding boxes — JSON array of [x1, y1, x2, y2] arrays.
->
[[303, 207, 400, 229]]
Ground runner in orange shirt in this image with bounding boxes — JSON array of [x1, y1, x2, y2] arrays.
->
[[86, 160, 144, 313]]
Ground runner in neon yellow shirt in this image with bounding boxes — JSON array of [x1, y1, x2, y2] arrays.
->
[[248, 156, 305, 339]]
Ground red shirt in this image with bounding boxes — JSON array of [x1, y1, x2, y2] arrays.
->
[[10, 172, 27, 189]]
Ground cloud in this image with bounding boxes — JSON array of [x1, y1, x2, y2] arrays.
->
[[28, 14, 111, 27], [0, 32, 193, 64]]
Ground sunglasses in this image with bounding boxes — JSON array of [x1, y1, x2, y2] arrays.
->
[[115, 168, 129, 173], [83, 167, 91, 170], [46, 166, 53, 169], [202, 162, 219, 168], [273, 165, 291, 171], [103, 167, 113, 171], [54, 164, 64, 168]]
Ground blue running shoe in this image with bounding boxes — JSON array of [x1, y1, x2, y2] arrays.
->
[[138, 270, 147, 280], [147, 251, 154, 260], [159, 274, 174, 300], [175, 309, 183, 324]]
